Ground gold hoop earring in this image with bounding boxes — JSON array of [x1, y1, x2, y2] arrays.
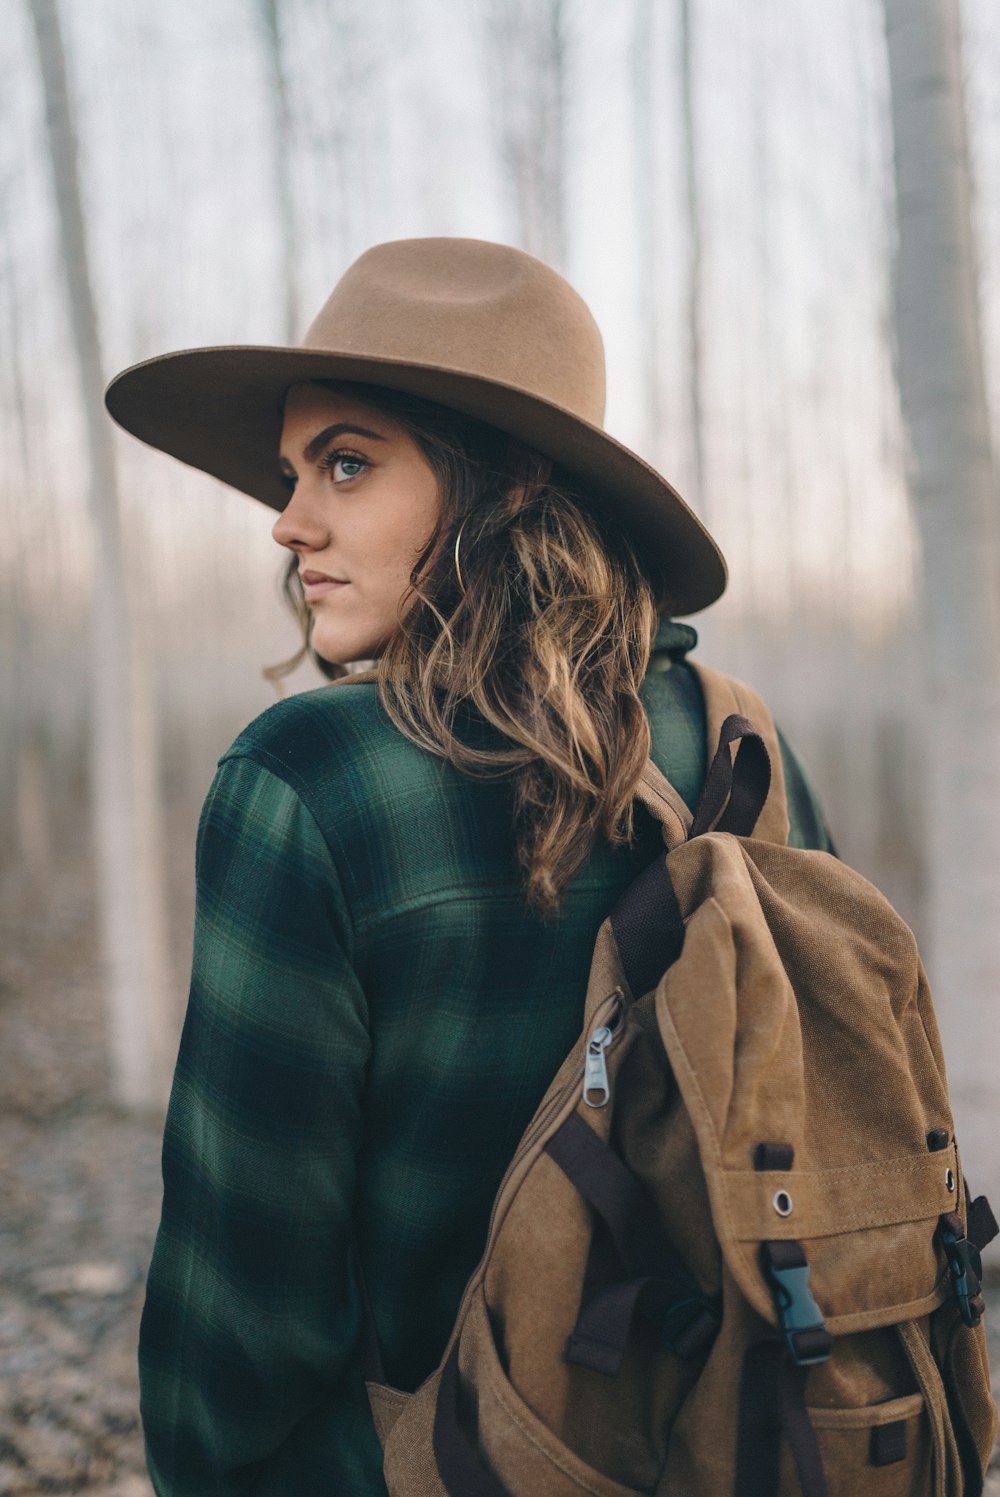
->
[[454, 518, 468, 595]]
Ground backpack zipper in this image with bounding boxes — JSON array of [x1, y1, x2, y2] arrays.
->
[[583, 998, 624, 1107], [446, 987, 627, 1339]]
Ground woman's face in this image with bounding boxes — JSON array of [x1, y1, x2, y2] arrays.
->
[[273, 382, 443, 665]]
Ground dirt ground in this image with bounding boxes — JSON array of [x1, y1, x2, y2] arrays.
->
[[2, 843, 1000, 1496], [1, 844, 160, 1496]]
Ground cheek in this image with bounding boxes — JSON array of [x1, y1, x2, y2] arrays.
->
[[387, 480, 442, 572], [342, 469, 441, 591]]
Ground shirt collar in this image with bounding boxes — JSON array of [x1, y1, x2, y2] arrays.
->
[[647, 616, 698, 674]]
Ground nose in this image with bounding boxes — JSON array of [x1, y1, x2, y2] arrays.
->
[[271, 474, 330, 552]]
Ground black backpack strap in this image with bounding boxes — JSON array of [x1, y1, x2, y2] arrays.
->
[[736, 1339, 829, 1497], [564, 1272, 717, 1374], [689, 714, 772, 840], [611, 713, 771, 1001], [609, 855, 686, 1001], [965, 1191, 999, 1253], [688, 661, 790, 844], [545, 1112, 719, 1375], [736, 1239, 831, 1496]]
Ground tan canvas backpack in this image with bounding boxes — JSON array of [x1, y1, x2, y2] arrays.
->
[[358, 665, 998, 1497]]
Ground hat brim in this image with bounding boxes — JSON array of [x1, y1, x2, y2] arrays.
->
[[104, 346, 727, 615]]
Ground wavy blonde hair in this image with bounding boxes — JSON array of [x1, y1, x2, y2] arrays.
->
[[268, 381, 663, 919]]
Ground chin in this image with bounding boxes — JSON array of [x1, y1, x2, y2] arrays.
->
[[311, 618, 385, 669]]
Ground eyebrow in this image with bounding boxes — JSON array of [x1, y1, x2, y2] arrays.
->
[[279, 422, 388, 472]]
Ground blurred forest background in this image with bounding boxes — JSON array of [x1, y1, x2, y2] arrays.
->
[[2, 0, 1000, 1492]]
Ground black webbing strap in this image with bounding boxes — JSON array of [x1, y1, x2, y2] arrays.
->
[[545, 1112, 682, 1278], [755, 1141, 795, 1172], [609, 854, 685, 1001], [736, 1339, 829, 1497], [432, 1340, 513, 1497], [565, 1276, 654, 1377], [608, 716, 771, 1003], [545, 1112, 717, 1374], [689, 713, 771, 840], [966, 1192, 999, 1253], [736, 1339, 784, 1496], [779, 1356, 829, 1497], [565, 1273, 718, 1375], [942, 1312, 987, 1497]]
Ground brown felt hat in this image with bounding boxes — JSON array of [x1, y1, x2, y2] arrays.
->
[[104, 237, 726, 614]]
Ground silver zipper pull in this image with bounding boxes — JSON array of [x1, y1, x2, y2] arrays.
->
[[583, 1025, 614, 1108]]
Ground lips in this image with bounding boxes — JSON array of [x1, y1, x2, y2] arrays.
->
[[300, 569, 349, 602], [301, 570, 347, 585]]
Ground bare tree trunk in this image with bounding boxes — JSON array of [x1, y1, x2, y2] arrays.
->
[[678, 0, 706, 518], [484, 0, 569, 270], [1, 207, 53, 886], [258, 0, 300, 342], [632, 0, 665, 474], [884, 0, 1000, 1202], [28, 0, 172, 1108]]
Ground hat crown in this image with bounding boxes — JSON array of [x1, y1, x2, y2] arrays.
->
[[104, 236, 727, 614], [302, 237, 607, 427]]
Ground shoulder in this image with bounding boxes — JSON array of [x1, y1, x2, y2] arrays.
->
[[222, 679, 383, 775], [197, 685, 400, 922], [213, 680, 495, 874], [218, 679, 444, 805], [206, 682, 387, 854], [206, 679, 519, 936]]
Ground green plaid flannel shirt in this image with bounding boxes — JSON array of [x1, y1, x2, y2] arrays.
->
[[139, 620, 834, 1496]]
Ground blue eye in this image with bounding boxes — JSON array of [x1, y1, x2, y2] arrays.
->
[[320, 448, 368, 482]]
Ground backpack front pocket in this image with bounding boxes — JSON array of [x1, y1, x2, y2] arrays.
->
[[456, 1286, 652, 1497], [782, 1393, 932, 1497]]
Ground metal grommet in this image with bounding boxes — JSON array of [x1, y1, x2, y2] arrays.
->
[[772, 1190, 794, 1218], [945, 1168, 955, 1193]]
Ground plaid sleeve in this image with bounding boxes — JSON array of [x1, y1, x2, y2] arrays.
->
[[138, 753, 371, 1496], [778, 728, 838, 854]]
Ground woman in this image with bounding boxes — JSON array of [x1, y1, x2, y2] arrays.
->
[[105, 237, 833, 1496]]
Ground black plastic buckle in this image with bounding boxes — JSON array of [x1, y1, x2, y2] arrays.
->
[[762, 1250, 832, 1367], [941, 1222, 985, 1328], [659, 1294, 721, 1360]]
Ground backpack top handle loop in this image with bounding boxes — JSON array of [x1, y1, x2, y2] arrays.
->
[[688, 714, 772, 840], [687, 662, 790, 846]]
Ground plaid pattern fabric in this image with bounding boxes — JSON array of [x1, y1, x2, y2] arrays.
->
[[139, 621, 834, 1496]]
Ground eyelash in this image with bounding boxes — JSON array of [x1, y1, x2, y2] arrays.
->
[[318, 447, 369, 482]]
